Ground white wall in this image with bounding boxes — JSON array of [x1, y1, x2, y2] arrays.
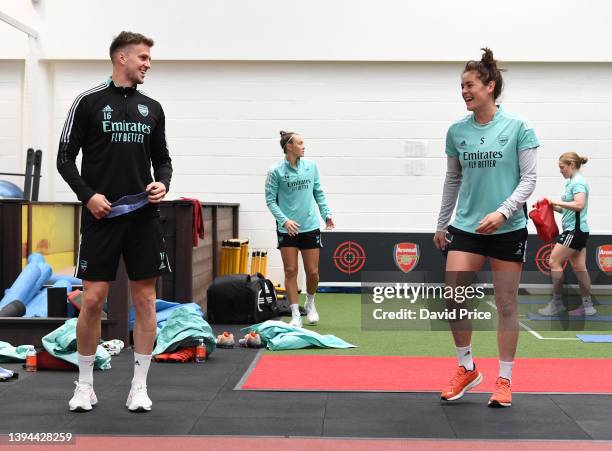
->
[[49, 60, 612, 281], [0, 61, 23, 180], [3, 0, 612, 62]]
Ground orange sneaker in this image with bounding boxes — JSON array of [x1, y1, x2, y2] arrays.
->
[[440, 366, 483, 401], [488, 377, 512, 408]]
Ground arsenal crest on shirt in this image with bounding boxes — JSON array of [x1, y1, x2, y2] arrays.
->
[[394, 243, 419, 273]]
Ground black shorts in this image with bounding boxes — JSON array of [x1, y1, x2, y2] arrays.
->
[[76, 216, 171, 281], [277, 229, 322, 250], [558, 229, 589, 251], [447, 225, 528, 262]]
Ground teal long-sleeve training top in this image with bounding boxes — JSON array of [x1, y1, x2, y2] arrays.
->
[[265, 158, 332, 234]]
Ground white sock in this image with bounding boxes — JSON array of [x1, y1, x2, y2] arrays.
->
[[499, 360, 514, 381], [305, 294, 315, 305], [456, 345, 474, 371], [582, 297, 593, 306], [132, 352, 152, 387], [77, 353, 96, 385], [290, 303, 300, 316]]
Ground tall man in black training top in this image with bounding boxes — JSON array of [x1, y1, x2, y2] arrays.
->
[[57, 31, 172, 413]]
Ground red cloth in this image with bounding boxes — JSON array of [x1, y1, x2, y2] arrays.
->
[[180, 197, 205, 246], [529, 198, 559, 242]]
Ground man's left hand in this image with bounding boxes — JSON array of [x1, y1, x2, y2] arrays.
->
[[146, 182, 167, 203]]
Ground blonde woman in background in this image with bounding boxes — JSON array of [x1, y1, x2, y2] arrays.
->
[[539, 152, 595, 316]]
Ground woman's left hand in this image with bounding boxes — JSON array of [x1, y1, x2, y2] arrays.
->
[[475, 211, 506, 234], [325, 217, 335, 230]]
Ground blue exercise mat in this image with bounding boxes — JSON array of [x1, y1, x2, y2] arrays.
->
[[519, 298, 612, 305], [527, 312, 612, 322], [576, 334, 612, 343]]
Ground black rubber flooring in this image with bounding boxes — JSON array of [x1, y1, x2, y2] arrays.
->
[[0, 324, 611, 440]]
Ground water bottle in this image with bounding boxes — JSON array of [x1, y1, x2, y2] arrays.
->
[[195, 338, 206, 363], [25, 348, 37, 372]]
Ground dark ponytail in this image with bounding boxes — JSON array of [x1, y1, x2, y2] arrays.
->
[[464, 47, 505, 100]]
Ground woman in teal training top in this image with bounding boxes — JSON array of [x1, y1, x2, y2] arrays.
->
[[265, 131, 334, 328], [434, 48, 539, 408], [539, 152, 595, 317]]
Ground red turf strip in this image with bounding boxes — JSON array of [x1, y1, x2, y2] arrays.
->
[[241, 356, 612, 393]]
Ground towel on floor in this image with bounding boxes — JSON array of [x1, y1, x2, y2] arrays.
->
[[0, 341, 35, 363], [152, 306, 216, 356], [241, 320, 357, 351], [42, 318, 111, 370]]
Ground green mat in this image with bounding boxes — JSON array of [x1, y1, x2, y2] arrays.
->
[[272, 294, 612, 359]]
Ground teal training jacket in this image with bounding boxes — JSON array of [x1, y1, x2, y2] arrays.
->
[[265, 158, 332, 233]]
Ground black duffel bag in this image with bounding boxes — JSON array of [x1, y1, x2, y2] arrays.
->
[[206, 273, 278, 324]]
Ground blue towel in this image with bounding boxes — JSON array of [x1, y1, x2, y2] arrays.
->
[[576, 334, 612, 343], [106, 191, 149, 218]]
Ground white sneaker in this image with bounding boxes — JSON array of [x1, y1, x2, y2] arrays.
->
[[289, 313, 302, 328], [569, 304, 597, 316], [126, 384, 152, 412], [69, 381, 97, 412], [538, 300, 565, 316], [304, 300, 319, 325]]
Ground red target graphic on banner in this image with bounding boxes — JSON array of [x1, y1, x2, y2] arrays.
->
[[535, 243, 567, 275], [333, 241, 367, 274]]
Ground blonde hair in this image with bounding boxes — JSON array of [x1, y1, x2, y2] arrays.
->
[[559, 152, 588, 169]]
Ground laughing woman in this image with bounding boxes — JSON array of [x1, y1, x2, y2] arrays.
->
[[433, 48, 539, 408]]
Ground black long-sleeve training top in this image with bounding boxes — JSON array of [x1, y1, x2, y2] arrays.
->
[[57, 78, 172, 224]]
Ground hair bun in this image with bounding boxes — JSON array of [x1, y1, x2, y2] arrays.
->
[[480, 47, 495, 65], [280, 130, 288, 137], [581, 156, 589, 165]]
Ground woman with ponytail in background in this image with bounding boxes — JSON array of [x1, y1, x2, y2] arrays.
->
[[265, 131, 334, 328], [434, 48, 539, 408], [538, 153, 595, 316]]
